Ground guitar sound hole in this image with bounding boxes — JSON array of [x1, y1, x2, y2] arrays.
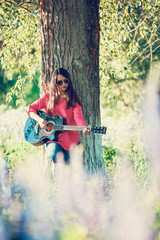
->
[[44, 122, 54, 133]]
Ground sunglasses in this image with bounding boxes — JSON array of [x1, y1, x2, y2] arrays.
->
[[56, 79, 69, 86]]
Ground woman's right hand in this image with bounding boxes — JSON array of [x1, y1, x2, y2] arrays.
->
[[38, 118, 49, 130], [29, 112, 49, 130]]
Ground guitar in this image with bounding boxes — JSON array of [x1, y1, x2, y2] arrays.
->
[[24, 110, 107, 146]]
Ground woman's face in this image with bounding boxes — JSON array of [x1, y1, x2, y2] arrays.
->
[[56, 74, 69, 93]]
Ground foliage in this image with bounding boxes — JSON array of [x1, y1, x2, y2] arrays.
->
[[0, 0, 40, 106], [100, 0, 160, 111], [99, 0, 158, 187], [0, 64, 15, 104], [0, 105, 40, 178], [1, 135, 39, 179], [155, 204, 160, 240], [103, 146, 118, 178], [129, 139, 149, 183]]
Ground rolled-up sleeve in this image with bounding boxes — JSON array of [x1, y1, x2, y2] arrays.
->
[[73, 103, 86, 126], [26, 93, 49, 117]]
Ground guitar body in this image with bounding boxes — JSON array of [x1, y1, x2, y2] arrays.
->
[[24, 111, 63, 146]]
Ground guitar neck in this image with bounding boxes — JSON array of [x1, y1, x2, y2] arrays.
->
[[54, 125, 87, 131]]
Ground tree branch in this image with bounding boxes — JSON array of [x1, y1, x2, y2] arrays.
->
[[131, 38, 160, 65], [129, 15, 148, 33], [20, 1, 38, 6], [5, 0, 34, 13], [141, 45, 160, 63]]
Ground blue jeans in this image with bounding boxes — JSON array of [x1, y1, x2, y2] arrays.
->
[[46, 142, 70, 163]]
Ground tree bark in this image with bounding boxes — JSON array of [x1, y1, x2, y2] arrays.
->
[[38, 0, 106, 175]]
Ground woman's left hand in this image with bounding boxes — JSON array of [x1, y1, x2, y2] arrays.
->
[[83, 125, 91, 135]]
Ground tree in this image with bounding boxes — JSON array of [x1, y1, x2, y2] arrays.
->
[[38, 0, 106, 175]]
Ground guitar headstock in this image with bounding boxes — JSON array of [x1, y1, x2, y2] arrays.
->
[[91, 126, 107, 134]]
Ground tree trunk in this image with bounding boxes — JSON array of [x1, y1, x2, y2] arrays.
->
[[38, 0, 106, 175]]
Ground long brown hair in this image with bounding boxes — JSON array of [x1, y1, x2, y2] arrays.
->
[[47, 68, 82, 115]]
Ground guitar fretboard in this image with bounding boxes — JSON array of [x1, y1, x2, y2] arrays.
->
[[53, 125, 87, 131]]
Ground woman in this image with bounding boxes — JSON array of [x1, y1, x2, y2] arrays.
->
[[27, 68, 90, 163]]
